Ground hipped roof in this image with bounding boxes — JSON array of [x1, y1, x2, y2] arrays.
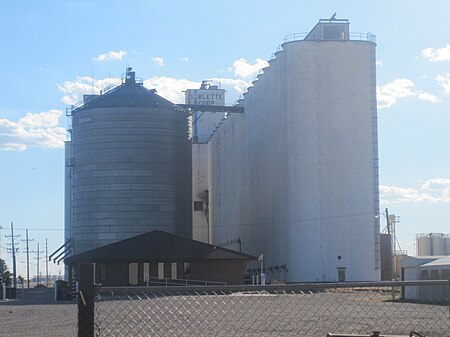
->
[[65, 230, 256, 264]]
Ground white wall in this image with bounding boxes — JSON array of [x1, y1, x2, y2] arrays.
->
[[192, 144, 210, 242], [208, 40, 380, 282]]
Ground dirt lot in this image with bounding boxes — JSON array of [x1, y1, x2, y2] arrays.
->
[[0, 288, 76, 337], [1, 287, 449, 337], [94, 289, 450, 337]]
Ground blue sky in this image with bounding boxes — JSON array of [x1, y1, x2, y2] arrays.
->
[[1, 0, 450, 277]]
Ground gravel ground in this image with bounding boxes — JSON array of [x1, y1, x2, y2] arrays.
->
[[0, 288, 77, 337], [1, 288, 449, 337], [94, 289, 450, 337]]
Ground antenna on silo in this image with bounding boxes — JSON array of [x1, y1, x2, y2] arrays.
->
[[91, 68, 95, 94]]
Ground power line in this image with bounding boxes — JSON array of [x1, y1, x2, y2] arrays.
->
[[22, 229, 34, 289], [31, 243, 44, 286], [16, 228, 63, 231], [5, 222, 20, 288]]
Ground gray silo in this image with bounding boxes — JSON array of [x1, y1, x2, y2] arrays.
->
[[65, 68, 192, 256]]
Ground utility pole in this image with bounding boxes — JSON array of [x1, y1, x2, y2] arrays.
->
[[31, 243, 44, 286], [385, 208, 391, 235], [5, 222, 20, 288], [45, 239, 49, 286], [22, 229, 34, 288]]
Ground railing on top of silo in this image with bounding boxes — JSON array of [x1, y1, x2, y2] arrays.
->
[[282, 32, 376, 44], [269, 32, 376, 60]]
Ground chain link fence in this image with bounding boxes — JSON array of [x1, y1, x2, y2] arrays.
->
[[77, 280, 450, 337]]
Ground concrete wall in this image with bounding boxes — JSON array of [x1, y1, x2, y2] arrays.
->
[[208, 40, 380, 282], [68, 107, 192, 255], [192, 144, 210, 242]]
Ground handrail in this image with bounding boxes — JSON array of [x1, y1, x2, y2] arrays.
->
[[142, 276, 226, 287], [99, 279, 449, 294], [282, 32, 376, 44], [270, 31, 376, 60], [70, 79, 122, 112]]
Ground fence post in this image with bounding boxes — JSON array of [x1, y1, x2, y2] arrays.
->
[[78, 263, 95, 337]]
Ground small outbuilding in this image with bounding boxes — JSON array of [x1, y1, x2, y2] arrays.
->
[[65, 230, 256, 286], [400, 255, 449, 302]]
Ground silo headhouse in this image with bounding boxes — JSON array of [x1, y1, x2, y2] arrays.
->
[[64, 68, 192, 257]]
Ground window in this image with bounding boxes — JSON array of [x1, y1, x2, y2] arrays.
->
[[420, 270, 429, 280], [128, 263, 138, 285], [183, 261, 191, 279], [157, 262, 164, 280], [170, 262, 178, 279], [143, 262, 150, 283], [194, 201, 203, 212], [99, 263, 107, 282], [430, 269, 440, 280]]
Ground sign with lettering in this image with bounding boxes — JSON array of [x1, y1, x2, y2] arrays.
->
[[185, 89, 225, 106]]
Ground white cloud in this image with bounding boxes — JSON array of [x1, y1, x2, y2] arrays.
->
[[180, 57, 189, 62], [421, 44, 450, 62], [143, 76, 251, 104], [377, 78, 440, 108], [381, 179, 450, 204], [57, 76, 121, 105], [377, 78, 415, 109], [230, 58, 269, 79], [95, 50, 127, 61], [376, 60, 383, 67], [144, 77, 199, 103], [209, 77, 251, 95], [417, 91, 440, 103], [0, 110, 67, 151], [152, 57, 165, 66], [437, 73, 450, 93]]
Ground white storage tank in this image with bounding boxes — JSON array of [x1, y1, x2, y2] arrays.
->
[[444, 235, 450, 255], [416, 234, 433, 256], [431, 233, 444, 255]]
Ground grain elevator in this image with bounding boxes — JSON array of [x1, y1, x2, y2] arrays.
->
[[206, 18, 381, 282], [65, 68, 192, 257]]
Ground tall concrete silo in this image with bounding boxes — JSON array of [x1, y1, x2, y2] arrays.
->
[[208, 17, 380, 282], [65, 68, 192, 256]]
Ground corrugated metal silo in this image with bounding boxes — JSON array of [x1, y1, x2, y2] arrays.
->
[[65, 68, 192, 256]]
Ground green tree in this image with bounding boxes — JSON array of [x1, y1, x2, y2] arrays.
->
[[0, 259, 12, 287]]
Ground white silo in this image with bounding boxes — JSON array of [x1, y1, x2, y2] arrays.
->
[[416, 234, 433, 256], [208, 17, 380, 282], [431, 233, 444, 255], [416, 233, 446, 256], [444, 235, 450, 255]]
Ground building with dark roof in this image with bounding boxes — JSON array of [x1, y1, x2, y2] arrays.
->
[[65, 231, 256, 286]]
